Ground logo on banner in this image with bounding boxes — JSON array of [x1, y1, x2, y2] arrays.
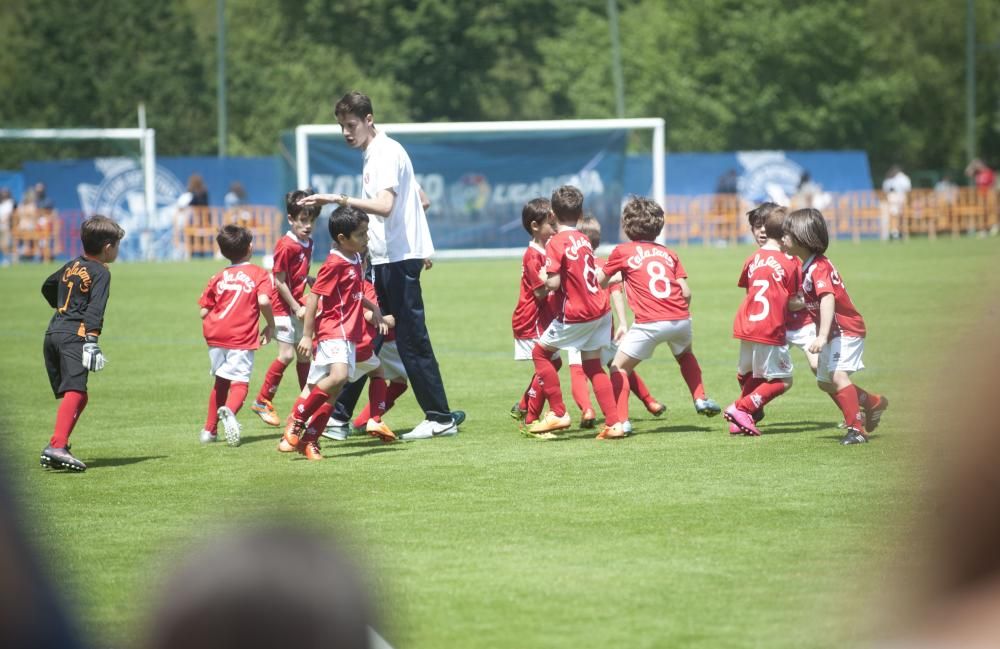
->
[[450, 173, 491, 218], [77, 158, 185, 231], [736, 151, 803, 205]]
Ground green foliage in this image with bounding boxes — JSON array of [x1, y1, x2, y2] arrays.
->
[[1, 0, 999, 177]]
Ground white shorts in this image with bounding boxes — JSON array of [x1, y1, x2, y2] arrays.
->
[[208, 347, 254, 383], [379, 340, 408, 381], [274, 314, 303, 345], [816, 335, 865, 383], [737, 340, 794, 380], [306, 338, 356, 386], [353, 351, 381, 382], [786, 322, 818, 351], [514, 338, 562, 362], [618, 319, 692, 360], [538, 313, 612, 353], [567, 343, 614, 366]]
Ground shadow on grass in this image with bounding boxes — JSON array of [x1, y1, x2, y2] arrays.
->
[[293, 445, 404, 460], [86, 455, 167, 469], [237, 433, 281, 446], [758, 420, 840, 435]]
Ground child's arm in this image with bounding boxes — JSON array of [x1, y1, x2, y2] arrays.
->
[[296, 292, 320, 358], [41, 269, 60, 308], [273, 271, 305, 319], [597, 268, 622, 289], [788, 293, 806, 311], [676, 277, 692, 306], [543, 270, 561, 292], [610, 290, 629, 343], [257, 293, 275, 345], [199, 307, 209, 320], [361, 296, 388, 335], [808, 293, 835, 354]]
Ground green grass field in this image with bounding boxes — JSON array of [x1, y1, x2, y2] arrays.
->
[[1, 237, 998, 648]]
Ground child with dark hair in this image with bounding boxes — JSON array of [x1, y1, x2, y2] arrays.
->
[[782, 208, 889, 444], [198, 224, 275, 446], [510, 197, 561, 427], [279, 206, 387, 460], [251, 190, 321, 426], [40, 215, 125, 471]]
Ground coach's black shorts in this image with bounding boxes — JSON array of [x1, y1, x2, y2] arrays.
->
[[43, 332, 89, 397]]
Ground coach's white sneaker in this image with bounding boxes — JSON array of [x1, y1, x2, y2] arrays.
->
[[217, 406, 242, 447], [402, 418, 458, 440], [321, 418, 351, 441]]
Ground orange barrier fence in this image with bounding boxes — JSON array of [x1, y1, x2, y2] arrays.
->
[[658, 188, 997, 244], [173, 206, 284, 259]]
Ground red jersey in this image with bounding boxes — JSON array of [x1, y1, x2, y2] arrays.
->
[[270, 232, 313, 317], [801, 255, 866, 340], [733, 248, 801, 345], [545, 228, 608, 323], [784, 256, 813, 331], [603, 241, 689, 323], [311, 251, 365, 343], [512, 242, 555, 339], [199, 263, 273, 350]]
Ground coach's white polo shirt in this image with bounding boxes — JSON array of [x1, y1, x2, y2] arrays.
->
[[362, 131, 434, 265]]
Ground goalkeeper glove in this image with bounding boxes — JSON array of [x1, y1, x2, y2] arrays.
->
[[81, 335, 106, 372]]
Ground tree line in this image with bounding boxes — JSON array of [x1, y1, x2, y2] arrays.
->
[[1, 0, 998, 184]]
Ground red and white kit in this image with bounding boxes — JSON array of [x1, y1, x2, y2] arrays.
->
[[199, 263, 273, 351], [306, 250, 366, 384], [801, 254, 867, 382], [512, 241, 556, 358], [539, 228, 611, 351], [269, 232, 313, 318]]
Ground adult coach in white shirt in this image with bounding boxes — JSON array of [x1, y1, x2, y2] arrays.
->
[[300, 91, 463, 439]]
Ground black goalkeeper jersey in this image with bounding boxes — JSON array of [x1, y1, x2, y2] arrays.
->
[[41, 256, 112, 337]]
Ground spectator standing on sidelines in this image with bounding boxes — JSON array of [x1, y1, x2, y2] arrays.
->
[[881, 165, 911, 241], [299, 91, 464, 440]]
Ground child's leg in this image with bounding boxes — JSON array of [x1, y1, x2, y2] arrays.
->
[[303, 403, 335, 441], [628, 371, 659, 410], [225, 381, 249, 415], [675, 348, 707, 401], [367, 374, 388, 423], [205, 376, 231, 433], [256, 340, 295, 404], [525, 356, 561, 424], [568, 363, 594, 414], [581, 352, 619, 426], [735, 378, 792, 414], [50, 390, 88, 448], [531, 343, 567, 417], [823, 371, 865, 431], [609, 351, 641, 425]]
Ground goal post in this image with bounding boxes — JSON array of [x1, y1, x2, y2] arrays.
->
[[294, 117, 666, 230], [0, 127, 157, 228]]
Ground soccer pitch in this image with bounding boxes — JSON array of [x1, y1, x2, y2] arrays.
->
[[1, 237, 997, 648]]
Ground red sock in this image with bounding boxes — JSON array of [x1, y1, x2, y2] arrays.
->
[[735, 379, 787, 413], [833, 385, 865, 431], [296, 362, 311, 390], [205, 376, 231, 432], [854, 385, 878, 408], [676, 352, 707, 400], [225, 381, 248, 415], [256, 359, 288, 403], [517, 377, 531, 412], [295, 387, 331, 422], [50, 390, 88, 448], [531, 344, 566, 416], [629, 371, 653, 403], [524, 374, 549, 423], [368, 378, 387, 422], [306, 402, 334, 436], [737, 372, 748, 391], [569, 363, 593, 412], [583, 358, 619, 425], [386, 381, 407, 410], [742, 376, 766, 398], [610, 369, 630, 422]]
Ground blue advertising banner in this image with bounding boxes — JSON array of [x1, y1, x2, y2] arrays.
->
[[0, 171, 25, 203], [20, 156, 282, 260], [624, 150, 873, 202], [285, 130, 630, 251]]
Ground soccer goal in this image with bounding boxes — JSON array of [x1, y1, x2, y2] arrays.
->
[[293, 118, 665, 255], [0, 127, 157, 224]]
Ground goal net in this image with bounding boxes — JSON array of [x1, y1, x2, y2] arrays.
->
[[0, 127, 160, 260], [288, 119, 665, 256]]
